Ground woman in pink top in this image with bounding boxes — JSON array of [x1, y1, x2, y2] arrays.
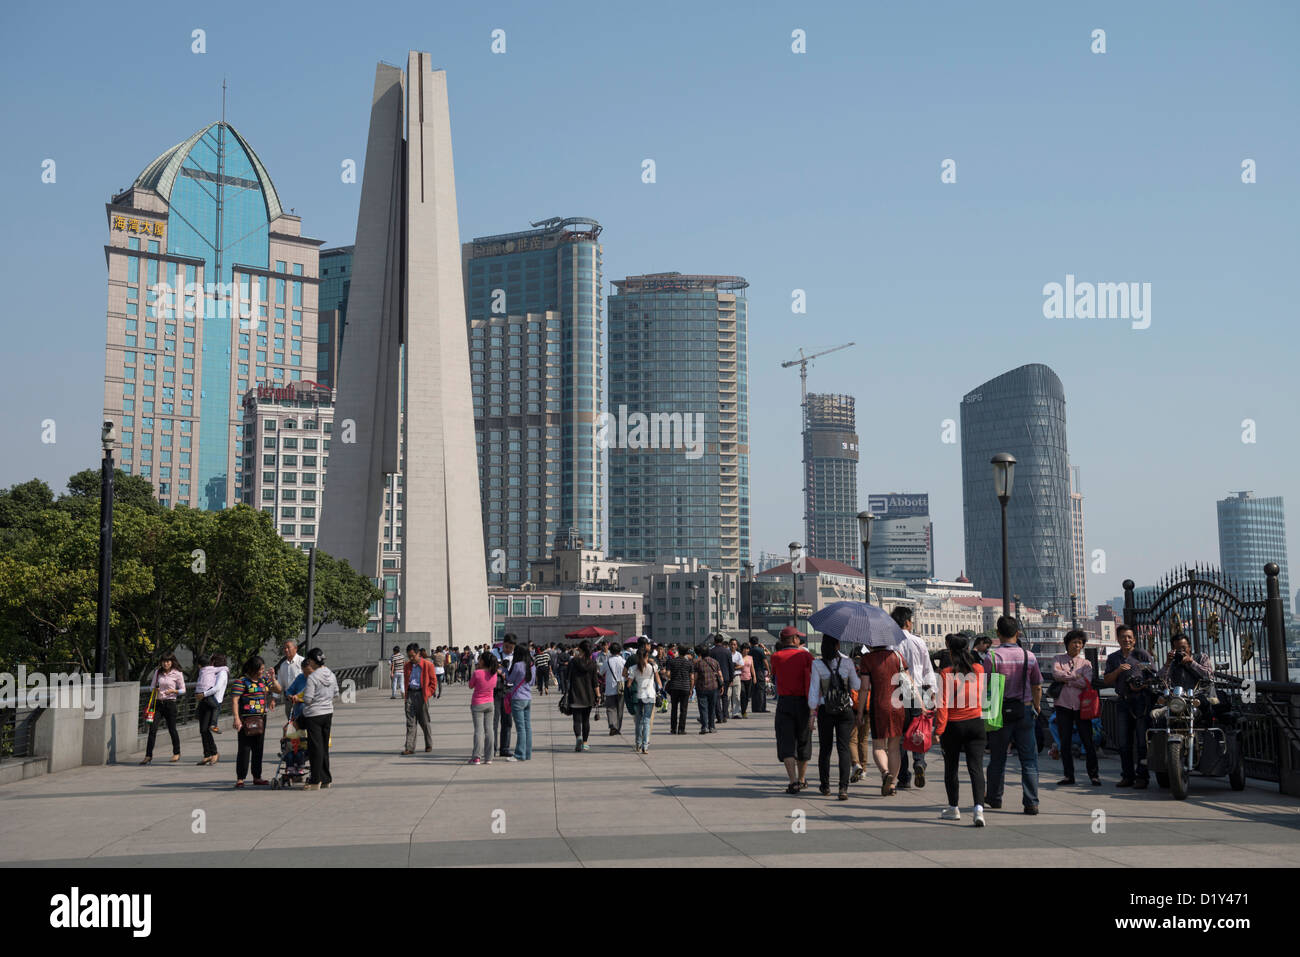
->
[[1051, 630, 1100, 787], [739, 645, 755, 718], [141, 653, 186, 765], [468, 651, 499, 764]]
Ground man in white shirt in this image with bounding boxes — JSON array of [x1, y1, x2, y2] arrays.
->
[[277, 640, 304, 712], [602, 642, 627, 735], [890, 607, 936, 789], [728, 639, 745, 718]]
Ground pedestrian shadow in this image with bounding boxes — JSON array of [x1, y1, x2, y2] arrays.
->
[[650, 785, 779, 800]]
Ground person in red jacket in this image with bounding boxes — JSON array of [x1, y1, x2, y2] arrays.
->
[[934, 633, 987, 826], [771, 626, 814, 794], [402, 642, 439, 754]]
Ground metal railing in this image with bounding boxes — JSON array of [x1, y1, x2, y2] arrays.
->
[[137, 689, 232, 736], [0, 707, 40, 761]]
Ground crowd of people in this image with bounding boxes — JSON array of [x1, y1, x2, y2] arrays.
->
[[137, 612, 1205, 821]]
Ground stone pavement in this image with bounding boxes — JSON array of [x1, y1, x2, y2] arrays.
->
[[1, 684, 1298, 867]]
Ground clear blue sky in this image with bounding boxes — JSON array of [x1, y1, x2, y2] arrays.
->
[[2, 0, 1297, 606]]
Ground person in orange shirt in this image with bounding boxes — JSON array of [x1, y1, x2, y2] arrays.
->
[[846, 649, 870, 783], [934, 633, 987, 826]]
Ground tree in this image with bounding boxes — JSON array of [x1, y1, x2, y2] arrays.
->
[[308, 550, 383, 637]]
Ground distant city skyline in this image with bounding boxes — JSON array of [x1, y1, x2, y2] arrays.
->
[[4, 2, 1297, 604]]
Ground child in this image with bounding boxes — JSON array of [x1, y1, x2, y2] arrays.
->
[[467, 651, 499, 764]]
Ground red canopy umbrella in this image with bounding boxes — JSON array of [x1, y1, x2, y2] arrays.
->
[[564, 625, 618, 639]]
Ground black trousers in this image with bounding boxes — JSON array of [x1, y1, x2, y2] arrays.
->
[[196, 696, 219, 757], [236, 729, 264, 780], [669, 689, 689, 733], [940, 717, 987, 807], [752, 673, 767, 712], [494, 697, 513, 754], [571, 707, 591, 742], [816, 705, 854, 791], [740, 680, 752, 716], [145, 698, 180, 757], [302, 713, 332, 784], [1055, 705, 1099, 780]]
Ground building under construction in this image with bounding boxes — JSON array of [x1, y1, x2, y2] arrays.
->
[[804, 393, 860, 567]]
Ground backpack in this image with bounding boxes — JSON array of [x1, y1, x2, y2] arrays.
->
[[823, 657, 853, 716]]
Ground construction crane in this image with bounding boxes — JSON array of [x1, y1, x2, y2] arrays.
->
[[782, 343, 856, 557]]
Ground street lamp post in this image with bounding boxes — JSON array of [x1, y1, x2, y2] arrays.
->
[[991, 452, 1016, 620], [788, 541, 802, 629], [712, 574, 721, 636], [95, 421, 117, 678], [857, 510, 875, 606], [689, 581, 699, 644], [743, 560, 754, 646], [1070, 592, 1078, 630]]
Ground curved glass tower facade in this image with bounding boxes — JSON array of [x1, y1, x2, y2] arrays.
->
[[960, 363, 1072, 614]]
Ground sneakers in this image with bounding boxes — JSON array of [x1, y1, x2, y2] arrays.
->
[[914, 767, 926, 788], [836, 789, 849, 801], [973, 806, 986, 827], [850, 766, 863, 784], [575, 742, 583, 752], [940, 806, 961, 821], [469, 757, 481, 764], [581, 743, 590, 752], [505, 756, 518, 762]]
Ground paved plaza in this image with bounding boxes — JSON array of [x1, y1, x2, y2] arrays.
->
[[2, 685, 1298, 868]]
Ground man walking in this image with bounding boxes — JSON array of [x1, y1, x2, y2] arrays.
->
[[602, 641, 627, 735], [402, 642, 438, 754], [750, 640, 769, 713], [493, 635, 516, 758], [388, 644, 404, 699], [728, 638, 745, 718], [890, 606, 936, 790], [709, 635, 735, 725], [1104, 624, 1154, 788], [985, 616, 1042, 814], [534, 645, 551, 695], [771, 627, 814, 793]]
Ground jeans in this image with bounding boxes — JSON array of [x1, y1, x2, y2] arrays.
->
[[1115, 696, 1151, 782], [605, 690, 625, 733], [816, 706, 854, 791], [470, 703, 492, 760], [752, 673, 767, 712], [696, 688, 718, 731], [434, 671, 444, 698], [897, 707, 927, 782], [1055, 705, 1098, 780], [714, 684, 727, 723], [631, 699, 653, 749], [512, 701, 532, 759], [940, 717, 987, 807], [302, 712, 332, 784], [405, 693, 432, 751], [236, 728, 264, 780], [493, 696, 513, 755], [145, 698, 180, 758], [669, 689, 689, 733], [196, 696, 219, 757], [986, 705, 1039, 807], [391, 670, 403, 696], [740, 680, 752, 716]]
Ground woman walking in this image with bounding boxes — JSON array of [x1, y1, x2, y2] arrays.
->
[[624, 644, 660, 754], [935, 634, 988, 825], [140, 653, 185, 765], [230, 655, 279, 787], [1052, 629, 1101, 786], [507, 645, 535, 761], [298, 649, 336, 790], [468, 651, 498, 764], [808, 636, 861, 800], [566, 641, 599, 752], [739, 644, 755, 719], [856, 644, 909, 795], [664, 646, 694, 734], [193, 654, 228, 765]]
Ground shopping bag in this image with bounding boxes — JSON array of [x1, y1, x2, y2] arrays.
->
[[983, 669, 1005, 731], [903, 712, 933, 753]]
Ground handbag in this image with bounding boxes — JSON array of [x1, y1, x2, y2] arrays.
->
[[982, 653, 1006, 731], [903, 711, 934, 753], [558, 692, 571, 716], [1079, 685, 1101, 721], [241, 713, 266, 737], [143, 688, 157, 724]]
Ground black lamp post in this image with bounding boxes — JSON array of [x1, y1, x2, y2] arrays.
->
[[94, 421, 117, 678], [991, 452, 1016, 620], [1070, 592, 1078, 630], [689, 580, 699, 643], [712, 574, 721, 636], [857, 510, 875, 605], [788, 541, 802, 629], [743, 560, 754, 645]]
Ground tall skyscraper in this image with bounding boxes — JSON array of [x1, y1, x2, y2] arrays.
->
[[462, 217, 603, 577], [1070, 464, 1087, 617], [317, 53, 488, 640], [960, 363, 1072, 614], [316, 245, 353, 390], [804, 393, 859, 566], [867, 493, 933, 581], [1218, 491, 1291, 617], [103, 121, 321, 511], [607, 273, 750, 576]]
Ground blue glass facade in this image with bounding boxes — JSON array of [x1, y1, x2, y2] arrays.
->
[[1217, 492, 1291, 618], [961, 363, 1073, 614], [608, 274, 750, 575]]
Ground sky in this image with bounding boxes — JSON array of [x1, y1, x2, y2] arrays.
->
[[1, 0, 1297, 608]]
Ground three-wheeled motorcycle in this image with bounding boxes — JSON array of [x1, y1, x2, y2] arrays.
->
[[1146, 678, 1246, 799]]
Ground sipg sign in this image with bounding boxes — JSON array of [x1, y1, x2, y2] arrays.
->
[[867, 493, 930, 518], [244, 380, 330, 408]]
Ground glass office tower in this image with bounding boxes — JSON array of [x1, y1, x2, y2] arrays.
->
[[1218, 492, 1291, 618], [103, 122, 320, 511], [804, 393, 859, 566], [462, 218, 602, 582], [608, 273, 750, 576], [960, 363, 1072, 614]]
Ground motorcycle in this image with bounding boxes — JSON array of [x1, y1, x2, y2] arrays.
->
[[1146, 678, 1245, 799]]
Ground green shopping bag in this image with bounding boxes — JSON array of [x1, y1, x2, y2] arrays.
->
[[983, 659, 1005, 731]]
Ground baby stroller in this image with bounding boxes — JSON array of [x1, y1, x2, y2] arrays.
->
[[269, 719, 309, 789]]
